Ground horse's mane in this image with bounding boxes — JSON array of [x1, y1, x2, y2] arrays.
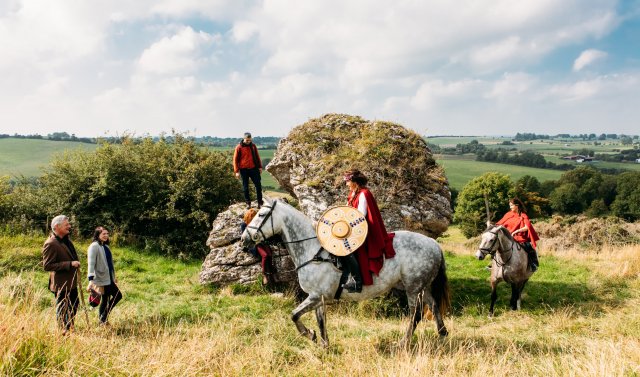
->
[[491, 225, 515, 241]]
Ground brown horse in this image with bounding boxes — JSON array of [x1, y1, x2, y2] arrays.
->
[[475, 225, 535, 316]]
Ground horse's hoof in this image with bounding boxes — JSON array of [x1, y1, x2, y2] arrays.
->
[[320, 339, 329, 348], [308, 329, 317, 342], [488, 312, 494, 318], [438, 328, 448, 337]]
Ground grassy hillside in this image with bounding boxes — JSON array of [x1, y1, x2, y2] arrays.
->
[[436, 155, 564, 190], [0, 138, 96, 177], [1, 231, 638, 376]]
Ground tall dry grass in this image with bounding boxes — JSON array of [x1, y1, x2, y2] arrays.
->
[[2, 231, 640, 376], [2, 272, 639, 376]]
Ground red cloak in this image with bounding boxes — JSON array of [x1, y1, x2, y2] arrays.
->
[[348, 188, 396, 285], [496, 211, 540, 248]]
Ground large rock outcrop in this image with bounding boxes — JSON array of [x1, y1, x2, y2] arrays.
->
[[199, 202, 297, 285], [267, 114, 452, 237]]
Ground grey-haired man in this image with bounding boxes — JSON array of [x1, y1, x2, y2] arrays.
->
[[42, 215, 80, 334]]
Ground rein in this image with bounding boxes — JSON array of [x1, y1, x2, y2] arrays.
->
[[245, 200, 332, 273], [481, 227, 515, 267]]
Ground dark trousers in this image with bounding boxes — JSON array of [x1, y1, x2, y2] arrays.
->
[[99, 283, 122, 323], [240, 168, 262, 205], [54, 288, 79, 330]]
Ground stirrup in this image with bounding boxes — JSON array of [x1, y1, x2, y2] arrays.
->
[[343, 277, 362, 293]]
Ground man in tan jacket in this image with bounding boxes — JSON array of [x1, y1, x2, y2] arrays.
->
[[42, 215, 80, 334]]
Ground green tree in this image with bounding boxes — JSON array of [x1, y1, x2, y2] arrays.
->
[[454, 172, 514, 238], [514, 175, 550, 217], [611, 172, 640, 221], [549, 183, 582, 214]]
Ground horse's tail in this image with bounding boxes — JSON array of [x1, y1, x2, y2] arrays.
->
[[429, 252, 451, 318]]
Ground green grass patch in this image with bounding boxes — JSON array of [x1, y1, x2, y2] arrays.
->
[[436, 155, 563, 190], [0, 138, 96, 178]]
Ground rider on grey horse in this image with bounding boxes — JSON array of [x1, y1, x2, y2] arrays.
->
[[341, 169, 396, 293], [493, 197, 540, 271]]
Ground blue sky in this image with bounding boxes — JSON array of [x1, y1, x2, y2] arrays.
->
[[1, 0, 639, 138]]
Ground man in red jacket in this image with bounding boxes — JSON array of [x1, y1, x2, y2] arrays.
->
[[233, 132, 263, 209]]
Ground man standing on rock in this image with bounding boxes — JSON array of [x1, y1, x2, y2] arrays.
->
[[233, 132, 263, 209], [42, 215, 80, 335]]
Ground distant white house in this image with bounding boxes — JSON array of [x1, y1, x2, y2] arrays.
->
[[636, 158, 640, 163]]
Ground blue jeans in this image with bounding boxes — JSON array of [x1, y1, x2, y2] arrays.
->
[[240, 168, 262, 205]]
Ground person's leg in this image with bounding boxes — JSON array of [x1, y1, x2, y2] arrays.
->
[[55, 289, 68, 330], [256, 245, 271, 284], [69, 289, 79, 329], [240, 169, 251, 206], [248, 168, 263, 207], [99, 284, 122, 323], [341, 254, 362, 293]]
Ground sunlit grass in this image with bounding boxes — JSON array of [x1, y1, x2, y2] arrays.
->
[[1, 233, 639, 376]]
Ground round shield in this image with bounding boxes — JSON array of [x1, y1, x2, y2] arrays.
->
[[316, 206, 368, 256]]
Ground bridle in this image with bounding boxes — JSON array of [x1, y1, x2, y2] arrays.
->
[[479, 226, 514, 266], [245, 201, 318, 244], [243, 200, 331, 273], [245, 201, 278, 243]]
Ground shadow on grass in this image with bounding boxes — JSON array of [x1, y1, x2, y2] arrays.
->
[[448, 274, 629, 317], [375, 332, 573, 356]]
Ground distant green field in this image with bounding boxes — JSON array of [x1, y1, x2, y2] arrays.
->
[[544, 155, 640, 172], [436, 155, 564, 190], [0, 138, 96, 177], [426, 136, 632, 154], [426, 136, 510, 147]]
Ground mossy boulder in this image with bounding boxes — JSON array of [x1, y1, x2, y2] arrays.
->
[[267, 113, 452, 237]]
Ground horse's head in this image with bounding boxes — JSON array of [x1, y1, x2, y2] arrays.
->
[[241, 198, 283, 248], [475, 225, 505, 260]]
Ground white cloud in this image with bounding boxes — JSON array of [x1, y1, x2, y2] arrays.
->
[[486, 72, 537, 99], [410, 79, 485, 110], [0, 0, 638, 138], [137, 27, 218, 75], [573, 49, 608, 71], [231, 20, 258, 43]]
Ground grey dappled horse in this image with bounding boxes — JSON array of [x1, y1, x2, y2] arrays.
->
[[241, 198, 450, 348], [476, 225, 535, 316]]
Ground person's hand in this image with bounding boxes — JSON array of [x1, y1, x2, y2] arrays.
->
[[87, 282, 95, 292], [259, 168, 262, 174], [235, 172, 240, 179], [71, 261, 80, 268]]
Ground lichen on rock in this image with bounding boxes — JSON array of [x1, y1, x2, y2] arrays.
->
[[267, 113, 452, 237]]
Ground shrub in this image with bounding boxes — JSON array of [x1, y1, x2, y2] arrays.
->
[[611, 171, 640, 221], [13, 135, 242, 258], [454, 172, 514, 238]]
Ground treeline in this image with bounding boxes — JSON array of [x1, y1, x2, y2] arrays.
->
[[516, 133, 638, 142], [1, 132, 95, 144], [197, 136, 280, 149], [453, 166, 640, 238], [0, 133, 281, 149], [476, 149, 575, 170]]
